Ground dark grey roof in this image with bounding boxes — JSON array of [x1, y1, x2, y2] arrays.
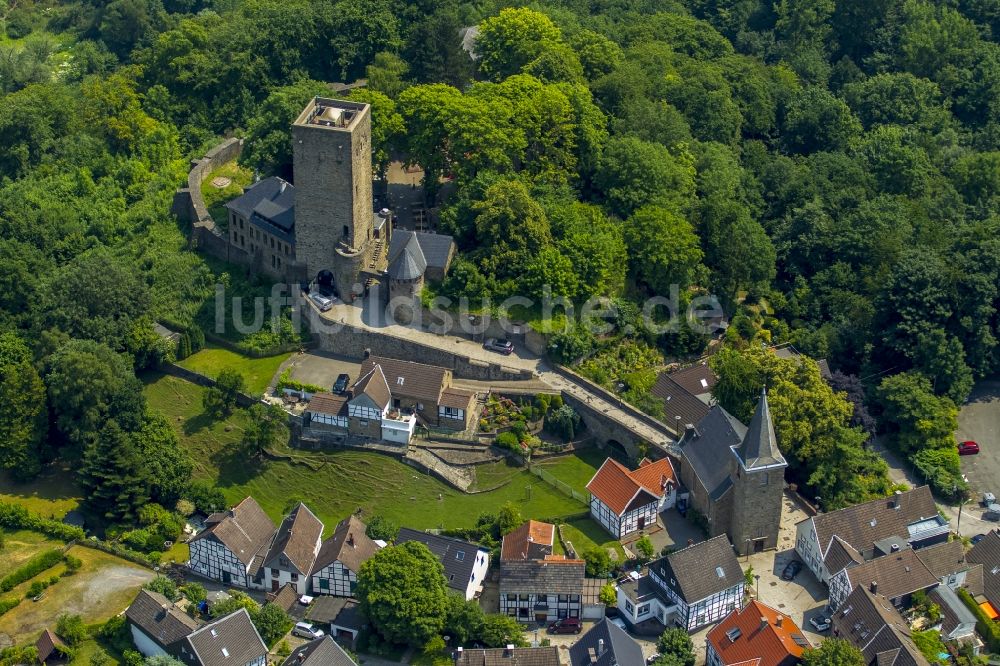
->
[[396, 528, 488, 594], [913, 540, 968, 580], [965, 529, 1000, 608], [455, 648, 559, 666], [650, 374, 710, 431], [650, 535, 743, 604], [772, 345, 832, 379], [388, 233, 427, 280], [667, 362, 716, 398], [732, 390, 786, 470], [306, 596, 362, 630], [679, 405, 746, 499], [569, 618, 644, 666], [824, 537, 864, 577], [831, 587, 930, 666], [281, 636, 357, 666], [312, 515, 381, 575], [126, 589, 202, 650], [183, 608, 267, 666], [388, 230, 455, 271], [225, 177, 295, 243], [498, 558, 586, 596]]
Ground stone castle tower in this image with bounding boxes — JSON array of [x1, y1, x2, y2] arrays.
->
[[292, 98, 375, 302], [729, 389, 788, 556]]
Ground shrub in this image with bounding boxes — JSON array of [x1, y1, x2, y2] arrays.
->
[[957, 587, 1000, 652], [144, 576, 180, 601], [583, 547, 611, 577], [182, 583, 206, 604], [365, 514, 399, 541], [599, 583, 616, 605], [495, 432, 520, 452], [0, 549, 64, 592], [64, 555, 82, 574], [185, 481, 226, 514], [57, 613, 88, 645], [0, 596, 20, 616], [27, 580, 47, 598]]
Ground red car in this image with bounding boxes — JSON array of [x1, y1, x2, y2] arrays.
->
[[958, 441, 980, 455]]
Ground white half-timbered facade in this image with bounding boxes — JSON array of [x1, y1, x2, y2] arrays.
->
[[310, 515, 381, 597], [617, 536, 745, 633], [186, 497, 276, 590], [498, 557, 586, 622], [586, 458, 677, 539]]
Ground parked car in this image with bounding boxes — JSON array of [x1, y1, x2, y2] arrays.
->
[[983, 492, 997, 507], [958, 440, 980, 455], [333, 373, 350, 394], [483, 338, 514, 355], [985, 505, 1000, 522], [781, 560, 803, 581], [292, 622, 325, 639], [310, 293, 334, 312], [809, 615, 831, 632], [548, 618, 582, 634], [609, 617, 628, 632], [972, 534, 987, 545], [646, 655, 660, 665]]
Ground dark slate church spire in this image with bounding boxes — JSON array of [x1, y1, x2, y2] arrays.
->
[[732, 388, 786, 470]]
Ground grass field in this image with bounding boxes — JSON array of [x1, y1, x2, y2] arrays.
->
[[177, 345, 291, 396], [560, 518, 627, 561], [0, 541, 154, 643], [533, 449, 608, 493], [201, 162, 254, 230], [0, 531, 62, 576], [143, 373, 586, 532], [0, 466, 81, 518]]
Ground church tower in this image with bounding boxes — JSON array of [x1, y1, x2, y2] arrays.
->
[[291, 97, 374, 302], [730, 389, 787, 556]]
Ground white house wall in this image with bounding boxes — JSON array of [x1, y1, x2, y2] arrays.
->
[[590, 496, 621, 538], [463, 550, 490, 600], [795, 520, 827, 582], [311, 560, 358, 597], [381, 415, 415, 444], [264, 566, 309, 596], [130, 625, 168, 658], [620, 502, 659, 537]]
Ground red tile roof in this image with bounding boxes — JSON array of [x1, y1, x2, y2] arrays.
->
[[586, 457, 677, 516], [706, 600, 810, 666], [501, 520, 555, 562]]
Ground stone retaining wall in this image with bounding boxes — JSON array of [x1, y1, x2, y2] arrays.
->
[[161, 362, 256, 406]]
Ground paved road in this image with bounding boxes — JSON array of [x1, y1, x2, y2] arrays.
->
[[957, 379, 1000, 498], [314, 300, 677, 451]]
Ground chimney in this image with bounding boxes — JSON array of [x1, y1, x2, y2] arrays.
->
[[588, 648, 598, 664], [893, 490, 902, 509], [504, 645, 515, 658], [363, 348, 372, 359], [598, 639, 605, 656], [348, 533, 355, 547], [760, 617, 768, 631], [455, 647, 463, 663], [870, 581, 878, 594], [280, 180, 287, 194], [890, 543, 900, 553], [684, 424, 696, 437], [776, 616, 783, 628]]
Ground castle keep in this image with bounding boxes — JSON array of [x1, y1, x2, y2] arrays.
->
[[222, 97, 454, 309]]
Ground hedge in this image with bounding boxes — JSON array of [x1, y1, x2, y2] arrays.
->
[[0, 596, 20, 616], [0, 549, 64, 592], [0, 502, 85, 542], [956, 587, 1000, 653], [276, 369, 325, 394]]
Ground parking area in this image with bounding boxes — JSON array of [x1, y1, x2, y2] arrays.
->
[[282, 351, 362, 392], [743, 491, 829, 647], [958, 379, 1000, 504]]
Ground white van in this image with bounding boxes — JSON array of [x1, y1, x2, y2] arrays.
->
[[309, 293, 334, 312]]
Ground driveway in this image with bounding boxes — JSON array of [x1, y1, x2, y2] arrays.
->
[[281, 351, 363, 391], [957, 379, 1000, 502], [743, 492, 829, 647]]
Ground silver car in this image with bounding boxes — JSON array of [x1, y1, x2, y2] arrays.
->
[[310, 293, 334, 312]]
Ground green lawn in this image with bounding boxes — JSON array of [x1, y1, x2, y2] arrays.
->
[[471, 459, 524, 490], [201, 162, 254, 230], [144, 374, 586, 533], [0, 543, 154, 643], [560, 518, 627, 561], [176, 345, 291, 396], [534, 449, 608, 494], [0, 466, 81, 518], [0, 531, 62, 577]]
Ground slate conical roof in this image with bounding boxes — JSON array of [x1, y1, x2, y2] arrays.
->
[[388, 233, 427, 280], [732, 388, 786, 470]]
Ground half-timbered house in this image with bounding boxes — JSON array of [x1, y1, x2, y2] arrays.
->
[[187, 497, 276, 589], [586, 457, 677, 539], [499, 555, 586, 622], [262, 502, 324, 595], [310, 515, 381, 597]]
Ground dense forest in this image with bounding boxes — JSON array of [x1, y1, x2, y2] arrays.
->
[[0, 0, 998, 526]]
